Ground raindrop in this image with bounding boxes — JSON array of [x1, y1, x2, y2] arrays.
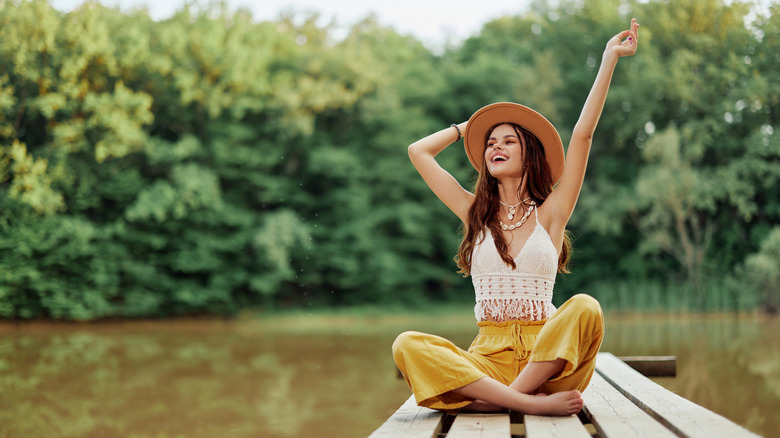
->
[[761, 125, 774, 136], [296, 35, 308, 46], [743, 56, 752, 65], [724, 112, 734, 124], [621, 102, 631, 112], [736, 100, 748, 111], [644, 122, 656, 135], [531, 24, 542, 35]]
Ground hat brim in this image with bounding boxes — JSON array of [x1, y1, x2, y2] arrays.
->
[[464, 102, 564, 185]]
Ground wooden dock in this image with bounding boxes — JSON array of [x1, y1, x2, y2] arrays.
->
[[370, 353, 761, 437]]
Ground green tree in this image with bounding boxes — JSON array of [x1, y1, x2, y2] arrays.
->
[[1, 0, 778, 318], [743, 227, 780, 312], [629, 126, 717, 303]]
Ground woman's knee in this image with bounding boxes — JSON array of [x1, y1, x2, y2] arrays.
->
[[565, 294, 604, 325], [570, 294, 602, 313], [392, 331, 420, 360]]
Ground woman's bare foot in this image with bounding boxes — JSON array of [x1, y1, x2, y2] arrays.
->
[[449, 376, 582, 417], [462, 400, 506, 412], [525, 391, 583, 416]]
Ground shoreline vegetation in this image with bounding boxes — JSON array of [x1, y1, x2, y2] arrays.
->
[[1, 0, 779, 320], [0, 301, 771, 329]]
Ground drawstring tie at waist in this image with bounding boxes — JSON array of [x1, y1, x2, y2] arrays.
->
[[477, 320, 546, 361], [513, 324, 529, 361]]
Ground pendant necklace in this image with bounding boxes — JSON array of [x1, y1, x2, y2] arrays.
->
[[499, 198, 535, 231], [499, 197, 531, 220]]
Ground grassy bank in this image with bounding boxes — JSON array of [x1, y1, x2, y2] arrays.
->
[[588, 278, 762, 312]]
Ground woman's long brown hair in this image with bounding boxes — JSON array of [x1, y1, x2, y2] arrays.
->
[[455, 123, 571, 276]]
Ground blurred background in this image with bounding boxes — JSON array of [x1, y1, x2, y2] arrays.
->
[[0, 0, 778, 436]]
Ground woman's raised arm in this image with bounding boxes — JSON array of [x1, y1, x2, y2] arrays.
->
[[408, 122, 474, 223], [547, 18, 640, 230]]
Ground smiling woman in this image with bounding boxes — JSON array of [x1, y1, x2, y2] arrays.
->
[[397, 19, 640, 416]]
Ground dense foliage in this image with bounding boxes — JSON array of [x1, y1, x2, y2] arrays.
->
[[1, 0, 778, 319]]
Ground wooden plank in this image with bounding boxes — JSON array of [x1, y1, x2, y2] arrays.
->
[[368, 395, 444, 438], [619, 355, 677, 377], [446, 413, 511, 438], [582, 372, 677, 437], [523, 414, 591, 438], [596, 352, 761, 438]]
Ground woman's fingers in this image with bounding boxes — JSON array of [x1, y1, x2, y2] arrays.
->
[[607, 19, 640, 56]]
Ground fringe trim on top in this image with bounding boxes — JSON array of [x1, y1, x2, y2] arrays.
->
[[474, 298, 556, 322]]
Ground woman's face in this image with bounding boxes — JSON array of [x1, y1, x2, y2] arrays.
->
[[484, 124, 525, 178]]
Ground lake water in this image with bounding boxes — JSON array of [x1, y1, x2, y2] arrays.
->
[[0, 311, 777, 437]]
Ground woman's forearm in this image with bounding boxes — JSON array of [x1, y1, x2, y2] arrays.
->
[[408, 122, 467, 160], [571, 52, 619, 142]]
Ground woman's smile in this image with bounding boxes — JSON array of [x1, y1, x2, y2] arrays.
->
[[491, 152, 509, 163]]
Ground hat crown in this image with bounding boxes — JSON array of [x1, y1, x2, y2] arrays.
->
[[463, 102, 564, 185]]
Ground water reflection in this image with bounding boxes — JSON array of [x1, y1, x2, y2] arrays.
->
[[0, 313, 776, 437], [602, 314, 780, 436]]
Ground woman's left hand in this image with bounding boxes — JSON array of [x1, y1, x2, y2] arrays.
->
[[605, 18, 639, 58]]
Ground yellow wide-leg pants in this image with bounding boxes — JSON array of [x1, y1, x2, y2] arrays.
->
[[392, 294, 604, 410]]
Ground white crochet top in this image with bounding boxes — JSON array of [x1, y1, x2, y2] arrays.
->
[[470, 209, 558, 322]]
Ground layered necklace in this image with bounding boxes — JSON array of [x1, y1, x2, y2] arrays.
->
[[499, 197, 535, 231]]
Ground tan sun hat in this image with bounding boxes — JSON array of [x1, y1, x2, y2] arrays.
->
[[464, 102, 565, 184]]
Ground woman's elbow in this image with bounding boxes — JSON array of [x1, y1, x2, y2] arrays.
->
[[570, 128, 594, 145], [408, 142, 424, 160]]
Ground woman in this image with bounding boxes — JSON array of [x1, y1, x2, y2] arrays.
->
[[393, 19, 640, 416]]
